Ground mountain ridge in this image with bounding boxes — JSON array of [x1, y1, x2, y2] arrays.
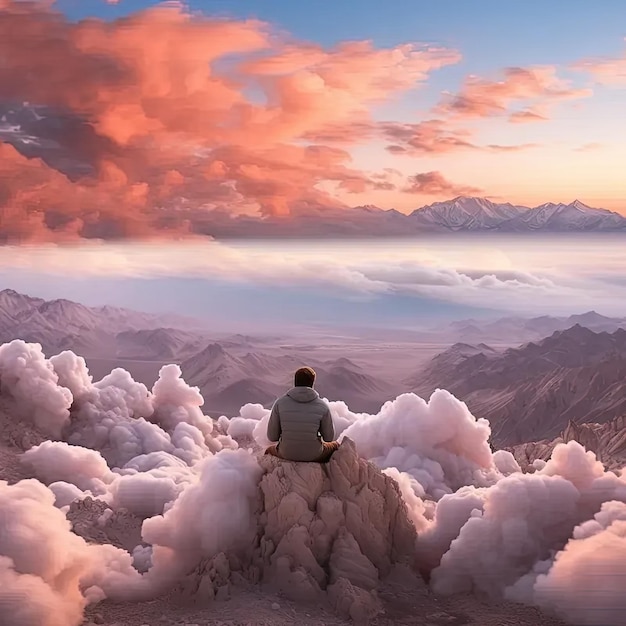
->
[[410, 324, 626, 446], [209, 197, 626, 237], [407, 196, 626, 232], [439, 310, 626, 344]]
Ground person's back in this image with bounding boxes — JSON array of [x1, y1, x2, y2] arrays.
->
[[265, 366, 339, 463]]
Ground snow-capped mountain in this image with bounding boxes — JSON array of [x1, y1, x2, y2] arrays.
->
[[499, 200, 626, 231], [409, 197, 626, 232], [409, 197, 528, 230], [209, 197, 626, 237]]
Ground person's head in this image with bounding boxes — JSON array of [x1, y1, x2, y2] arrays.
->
[[294, 366, 316, 388]]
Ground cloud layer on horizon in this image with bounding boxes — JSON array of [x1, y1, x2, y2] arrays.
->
[[2, 238, 625, 317]]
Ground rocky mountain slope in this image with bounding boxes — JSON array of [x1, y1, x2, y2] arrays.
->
[[410, 325, 626, 446], [0, 288, 209, 358], [506, 415, 626, 472]]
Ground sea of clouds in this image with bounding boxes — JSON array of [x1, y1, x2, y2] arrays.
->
[[1, 339, 625, 626]]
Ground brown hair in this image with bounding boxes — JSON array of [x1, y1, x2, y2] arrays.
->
[[294, 366, 316, 387]]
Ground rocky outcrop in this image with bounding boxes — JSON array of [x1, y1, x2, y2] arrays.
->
[[178, 438, 419, 624], [67, 497, 143, 553]]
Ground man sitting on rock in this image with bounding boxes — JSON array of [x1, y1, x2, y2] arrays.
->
[[265, 366, 339, 463]]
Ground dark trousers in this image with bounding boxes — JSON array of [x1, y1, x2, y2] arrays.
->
[[265, 441, 340, 463]]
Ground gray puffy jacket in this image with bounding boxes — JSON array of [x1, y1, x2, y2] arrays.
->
[[267, 386, 335, 462]]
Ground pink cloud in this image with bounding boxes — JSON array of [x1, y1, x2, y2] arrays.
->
[[573, 51, 626, 86], [382, 119, 476, 154], [380, 120, 538, 155], [573, 142, 604, 152], [509, 107, 549, 123], [437, 66, 592, 120], [0, 0, 460, 241], [403, 171, 482, 196]]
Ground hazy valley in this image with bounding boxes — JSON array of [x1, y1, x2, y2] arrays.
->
[[2, 288, 626, 452]]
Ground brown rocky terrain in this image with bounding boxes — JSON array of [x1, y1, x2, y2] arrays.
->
[[506, 414, 626, 472], [411, 325, 626, 446]]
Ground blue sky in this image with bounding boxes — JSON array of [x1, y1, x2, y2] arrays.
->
[[58, 0, 626, 67], [55, 0, 626, 91]]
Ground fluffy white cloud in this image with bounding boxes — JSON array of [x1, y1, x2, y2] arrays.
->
[[1, 340, 625, 625], [2, 237, 624, 315]]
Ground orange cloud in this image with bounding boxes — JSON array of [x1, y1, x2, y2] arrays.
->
[[382, 120, 476, 154], [240, 40, 459, 142], [437, 66, 591, 120], [0, 0, 460, 241], [403, 171, 482, 196], [380, 120, 537, 155], [301, 118, 537, 155]]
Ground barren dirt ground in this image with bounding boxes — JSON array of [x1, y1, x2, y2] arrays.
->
[[83, 569, 567, 626]]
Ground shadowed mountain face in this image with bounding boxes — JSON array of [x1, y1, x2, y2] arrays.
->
[[410, 325, 626, 447]]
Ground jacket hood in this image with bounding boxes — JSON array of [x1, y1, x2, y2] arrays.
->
[[286, 386, 319, 403]]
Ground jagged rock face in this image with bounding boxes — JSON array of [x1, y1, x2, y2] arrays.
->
[[506, 415, 626, 472], [178, 439, 418, 624], [258, 438, 417, 621]]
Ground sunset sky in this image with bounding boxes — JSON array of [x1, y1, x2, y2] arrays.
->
[[0, 0, 625, 244]]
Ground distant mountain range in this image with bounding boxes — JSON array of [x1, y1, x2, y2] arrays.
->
[[196, 196, 626, 237], [407, 196, 626, 232], [438, 310, 626, 344], [180, 342, 397, 415], [0, 289, 399, 414], [410, 325, 626, 446]]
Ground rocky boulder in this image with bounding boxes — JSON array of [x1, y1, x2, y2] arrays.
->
[[178, 438, 419, 623], [259, 438, 418, 620]]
